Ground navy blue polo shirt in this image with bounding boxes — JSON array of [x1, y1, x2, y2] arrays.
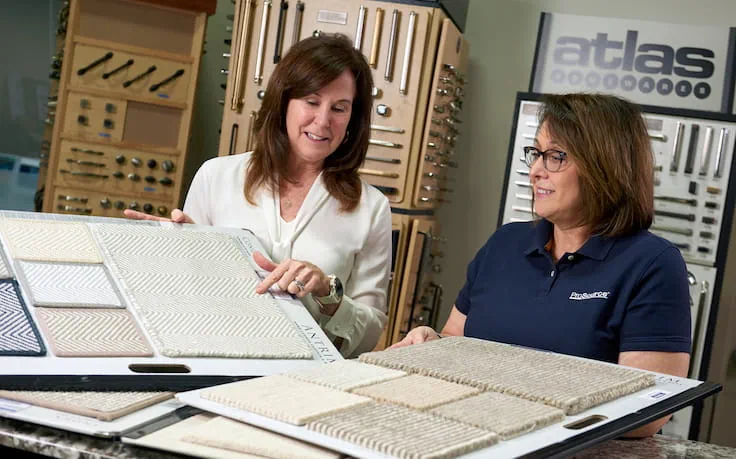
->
[[456, 219, 691, 363]]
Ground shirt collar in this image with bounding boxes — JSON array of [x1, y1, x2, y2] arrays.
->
[[523, 218, 616, 261]]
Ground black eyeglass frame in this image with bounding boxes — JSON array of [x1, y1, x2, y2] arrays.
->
[[522, 146, 570, 172]]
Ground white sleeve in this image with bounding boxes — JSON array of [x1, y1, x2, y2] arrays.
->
[[317, 196, 391, 357], [182, 161, 212, 225]]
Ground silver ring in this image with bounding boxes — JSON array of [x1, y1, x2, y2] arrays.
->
[[292, 279, 305, 291]]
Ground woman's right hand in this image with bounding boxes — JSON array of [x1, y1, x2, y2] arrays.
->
[[122, 208, 195, 224], [388, 326, 441, 349]]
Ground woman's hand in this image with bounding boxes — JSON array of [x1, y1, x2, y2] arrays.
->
[[253, 252, 330, 299], [389, 326, 441, 349], [123, 208, 195, 224]]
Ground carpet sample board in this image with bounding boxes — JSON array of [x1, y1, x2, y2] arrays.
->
[[199, 375, 371, 426], [182, 415, 341, 459], [307, 402, 498, 459], [286, 359, 407, 391], [0, 251, 11, 279], [0, 219, 102, 263], [359, 336, 655, 415], [0, 280, 44, 356], [352, 374, 480, 410], [17, 261, 123, 308], [0, 390, 173, 421], [35, 308, 152, 357], [430, 391, 566, 440]]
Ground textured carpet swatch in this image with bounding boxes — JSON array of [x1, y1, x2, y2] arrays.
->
[[182, 415, 341, 459], [35, 308, 152, 357], [352, 374, 480, 410], [0, 219, 102, 263], [111, 254, 259, 280], [121, 272, 260, 298], [199, 375, 371, 425], [130, 292, 286, 316], [359, 336, 655, 415], [0, 252, 11, 279], [307, 402, 498, 459], [17, 261, 123, 308], [133, 413, 260, 459], [430, 392, 565, 440], [0, 390, 172, 421], [0, 280, 45, 356], [286, 359, 407, 391]]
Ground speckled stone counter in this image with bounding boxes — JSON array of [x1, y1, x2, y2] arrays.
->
[[1, 416, 735, 458]]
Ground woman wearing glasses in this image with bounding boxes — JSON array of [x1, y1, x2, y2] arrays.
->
[[393, 93, 690, 437]]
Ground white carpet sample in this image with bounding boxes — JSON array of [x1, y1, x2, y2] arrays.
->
[[0, 219, 102, 263], [352, 374, 480, 410], [17, 261, 122, 308]]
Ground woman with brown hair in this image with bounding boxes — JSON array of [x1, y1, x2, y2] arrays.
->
[[126, 34, 390, 358], [394, 93, 691, 436]]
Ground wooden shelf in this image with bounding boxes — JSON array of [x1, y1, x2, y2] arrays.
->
[[67, 86, 187, 110], [74, 36, 194, 63], [59, 135, 181, 156]]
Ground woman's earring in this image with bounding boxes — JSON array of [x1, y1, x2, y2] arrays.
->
[[342, 130, 350, 144]]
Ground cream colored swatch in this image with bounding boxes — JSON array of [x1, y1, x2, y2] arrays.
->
[[0, 252, 11, 279], [286, 359, 407, 390], [0, 390, 172, 421], [18, 261, 123, 308], [430, 392, 565, 440], [0, 219, 102, 263], [130, 292, 286, 316], [200, 375, 371, 425], [36, 308, 152, 357], [353, 374, 480, 410], [359, 336, 655, 415], [182, 415, 340, 459], [307, 402, 498, 459], [133, 413, 262, 459], [111, 254, 260, 280]]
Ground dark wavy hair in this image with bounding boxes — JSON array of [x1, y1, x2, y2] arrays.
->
[[245, 34, 374, 212]]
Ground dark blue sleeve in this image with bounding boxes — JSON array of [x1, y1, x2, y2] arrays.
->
[[619, 246, 691, 354], [455, 237, 492, 315]]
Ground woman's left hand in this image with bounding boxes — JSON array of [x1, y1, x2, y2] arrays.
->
[[253, 252, 330, 298]]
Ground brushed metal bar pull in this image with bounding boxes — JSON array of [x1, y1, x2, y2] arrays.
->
[[654, 195, 697, 206], [514, 180, 531, 188], [670, 121, 684, 172], [699, 126, 714, 176], [58, 195, 88, 204], [358, 168, 399, 178], [648, 133, 667, 142], [512, 205, 533, 214], [70, 147, 104, 156], [66, 159, 105, 168], [384, 9, 400, 82], [57, 205, 92, 214], [254, 0, 272, 85], [228, 124, 239, 155], [246, 111, 257, 151], [370, 8, 384, 68], [650, 225, 694, 236], [370, 124, 405, 133], [369, 139, 402, 148], [654, 210, 696, 222], [515, 193, 532, 201], [366, 156, 400, 164], [516, 169, 529, 176], [273, 0, 288, 64], [291, 1, 304, 45], [684, 124, 700, 174], [355, 5, 367, 50], [714, 128, 728, 178], [60, 169, 109, 179], [399, 11, 416, 95]]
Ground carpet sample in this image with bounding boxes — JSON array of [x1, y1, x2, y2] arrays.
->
[[430, 391, 565, 440], [17, 261, 123, 308], [0, 219, 102, 263], [352, 374, 480, 410], [182, 415, 341, 459], [359, 336, 655, 415], [199, 375, 371, 426], [35, 308, 152, 357], [307, 402, 498, 459], [286, 359, 407, 391], [0, 390, 172, 421], [0, 280, 45, 356], [0, 252, 11, 279]]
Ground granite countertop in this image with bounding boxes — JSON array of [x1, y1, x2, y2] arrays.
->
[[1, 416, 735, 458]]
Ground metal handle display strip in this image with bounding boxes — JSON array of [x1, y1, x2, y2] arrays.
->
[[246, 111, 257, 151], [370, 124, 405, 133], [684, 124, 700, 174], [512, 205, 533, 214], [369, 8, 384, 68], [123, 66, 156, 88], [228, 124, 239, 156], [373, 185, 398, 194], [60, 169, 109, 179], [369, 139, 402, 148], [58, 195, 88, 204], [77, 52, 113, 76], [714, 128, 728, 178], [254, 0, 272, 85], [66, 159, 105, 168], [291, 1, 304, 45], [358, 168, 399, 178], [654, 210, 696, 222], [231, 0, 254, 111], [354, 5, 367, 51], [699, 126, 714, 176], [670, 121, 684, 172], [688, 280, 709, 377], [102, 59, 134, 79], [70, 147, 104, 156], [399, 12, 416, 95], [57, 205, 92, 214], [650, 225, 694, 236], [366, 156, 400, 164], [648, 133, 667, 142], [384, 10, 400, 82], [150, 69, 185, 92], [273, 0, 288, 64], [654, 196, 697, 206]]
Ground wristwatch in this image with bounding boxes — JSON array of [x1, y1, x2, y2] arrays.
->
[[314, 274, 344, 311]]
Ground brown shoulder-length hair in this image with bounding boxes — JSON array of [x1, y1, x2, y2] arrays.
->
[[245, 33, 373, 212], [538, 93, 654, 237]]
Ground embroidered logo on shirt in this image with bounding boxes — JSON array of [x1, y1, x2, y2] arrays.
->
[[569, 291, 610, 300]]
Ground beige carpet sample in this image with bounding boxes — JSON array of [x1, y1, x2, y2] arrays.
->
[[0, 390, 172, 421], [359, 336, 655, 415], [199, 375, 371, 425], [36, 308, 153, 357], [132, 413, 261, 459], [17, 261, 123, 308], [307, 402, 498, 459], [430, 391, 565, 440], [352, 374, 480, 410], [182, 415, 340, 459], [0, 219, 102, 263], [0, 252, 11, 279], [286, 359, 407, 390]]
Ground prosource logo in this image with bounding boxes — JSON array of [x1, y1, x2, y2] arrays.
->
[[549, 30, 715, 99]]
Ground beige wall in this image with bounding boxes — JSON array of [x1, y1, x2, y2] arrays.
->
[[434, 0, 736, 325]]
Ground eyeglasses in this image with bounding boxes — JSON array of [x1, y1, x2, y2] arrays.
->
[[523, 146, 569, 172]]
